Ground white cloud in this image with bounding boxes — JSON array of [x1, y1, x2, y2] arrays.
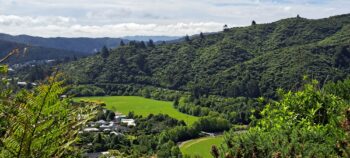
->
[[0, 14, 224, 37], [0, 0, 349, 37]]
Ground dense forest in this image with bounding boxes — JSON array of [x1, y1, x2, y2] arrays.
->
[[0, 39, 86, 63], [64, 14, 350, 99], [62, 13, 350, 127]]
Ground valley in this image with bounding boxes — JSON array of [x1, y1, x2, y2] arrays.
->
[[0, 9, 349, 158]]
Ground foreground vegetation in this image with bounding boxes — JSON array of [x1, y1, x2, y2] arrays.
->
[[219, 78, 350, 157], [0, 52, 98, 157], [77, 96, 199, 125]]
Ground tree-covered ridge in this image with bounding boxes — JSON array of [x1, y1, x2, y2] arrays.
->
[[0, 39, 86, 64], [63, 14, 350, 98]]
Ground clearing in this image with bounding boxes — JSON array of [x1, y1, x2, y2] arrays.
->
[[76, 96, 198, 125]]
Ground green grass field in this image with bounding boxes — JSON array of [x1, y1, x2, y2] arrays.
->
[[180, 136, 224, 158], [76, 96, 198, 125]]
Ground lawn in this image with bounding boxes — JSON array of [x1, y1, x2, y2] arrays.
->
[[75, 96, 198, 125], [180, 136, 224, 158]]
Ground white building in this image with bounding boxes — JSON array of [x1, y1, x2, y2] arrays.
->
[[114, 115, 126, 122], [83, 128, 99, 132], [97, 120, 108, 125], [17, 82, 27, 86], [121, 119, 136, 126]]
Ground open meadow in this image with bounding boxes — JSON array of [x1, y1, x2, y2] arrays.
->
[[75, 96, 198, 125]]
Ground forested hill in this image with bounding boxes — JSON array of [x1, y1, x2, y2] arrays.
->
[[0, 33, 127, 54], [64, 14, 350, 98], [0, 39, 85, 64]]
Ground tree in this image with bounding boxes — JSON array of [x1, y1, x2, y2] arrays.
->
[[147, 39, 155, 47], [184, 35, 190, 42], [120, 40, 125, 46], [106, 111, 115, 121], [211, 145, 220, 158], [223, 24, 229, 32], [142, 88, 151, 98], [173, 99, 179, 108], [335, 46, 350, 67], [252, 20, 257, 26], [128, 111, 135, 118], [171, 146, 182, 157], [200, 32, 205, 39], [139, 41, 146, 48], [101, 46, 109, 58]]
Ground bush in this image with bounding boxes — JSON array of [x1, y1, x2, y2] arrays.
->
[[221, 79, 350, 157]]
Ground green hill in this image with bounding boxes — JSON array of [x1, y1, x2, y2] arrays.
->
[[0, 39, 85, 64], [63, 14, 350, 98]]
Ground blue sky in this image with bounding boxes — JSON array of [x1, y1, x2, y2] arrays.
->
[[0, 0, 349, 37]]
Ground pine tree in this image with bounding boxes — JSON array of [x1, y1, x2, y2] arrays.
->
[[101, 46, 109, 58], [147, 39, 155, 47], [120, 40, 125, 46], [185, 35, 190, 42], [223, 24, 229, 32], [252, 20, 257, 26], [200, 32, 205, 39]]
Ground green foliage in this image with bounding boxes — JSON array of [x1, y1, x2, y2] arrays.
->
[[101, 46, 110, 58], [176, 95, 262, 124], [158, 126, 200, 144], [192, 117, 231, 133], [0, 74, 97, 157], [67, 85, 106, 96], [132, 114, 186, 135], [64, 14, 350, 100], [222, 79, 350, 157], [157, 141, 182, 158]]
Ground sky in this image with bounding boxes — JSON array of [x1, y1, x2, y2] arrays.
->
[[0, 0, 349, 37]]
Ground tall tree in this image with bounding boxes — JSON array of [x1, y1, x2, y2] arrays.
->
[[120, 40, 125, 46], [223, 24, 229, 32], [184, 35, 190, 42], [147, 39, 155, 47], [200, 32, 205, 39], [252, 20, 257, 26], [101, 46, 109, 58]]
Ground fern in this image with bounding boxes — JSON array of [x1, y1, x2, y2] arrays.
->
[[0, 49, 98, 157]]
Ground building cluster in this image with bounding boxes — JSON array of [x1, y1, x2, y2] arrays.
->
[[82, 113, 136, 136]]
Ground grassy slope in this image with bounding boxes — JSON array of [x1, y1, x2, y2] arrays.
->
[[180, 136, 224, 158], [76, 96, 198, 125]]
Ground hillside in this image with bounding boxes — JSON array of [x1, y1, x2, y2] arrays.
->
[[0, 39, 85, 64], [64, 14, 350, 98], [0, 33, 128, 54], [122, 35, 180, 42]]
